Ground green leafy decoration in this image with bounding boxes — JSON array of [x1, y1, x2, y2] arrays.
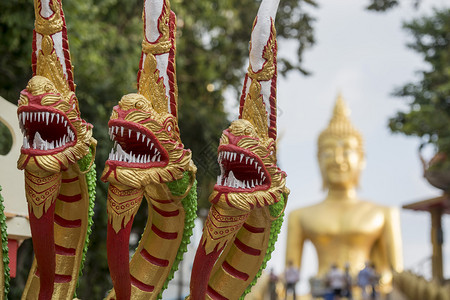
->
[[75, 148, 97, 294], [240, 194, 286, 299], [158, 171, 197, 299], [0, 186, 10, 299]]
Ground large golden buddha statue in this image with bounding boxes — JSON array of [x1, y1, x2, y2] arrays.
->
[[286, 94, 403, 293]]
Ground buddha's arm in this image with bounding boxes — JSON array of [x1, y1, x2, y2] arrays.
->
[[383, 206, 403, 272], [286, 210, 305, 268]]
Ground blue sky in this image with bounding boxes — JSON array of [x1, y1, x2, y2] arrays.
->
[[258, 0, 450, 294]]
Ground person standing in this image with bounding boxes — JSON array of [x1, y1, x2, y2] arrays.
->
[[269, 268, 279, 300], [343, 263, 353, 299], [285, 261, 300, 300], [358, 262, 374, 300], [326, 264, 345, 300]]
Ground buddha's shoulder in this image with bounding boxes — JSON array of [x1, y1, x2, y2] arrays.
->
[[288, 200, 393, 217], [288, 202, 326, 217]]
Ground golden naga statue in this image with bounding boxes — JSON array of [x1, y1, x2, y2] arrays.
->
[[16, 0, 97, 299], [101, 0, 197, 299], [286, 95, 403, 293], [189, 0, 289, 299]]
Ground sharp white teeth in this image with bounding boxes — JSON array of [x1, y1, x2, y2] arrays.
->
[[142, 135, 145, 142], [137, 154, 141, 163], [251, 180, 255, 188], [254, 162, 258, 169], [250, 158, 254, 165], [258, 166, 261, 173], [136, 132, 140, 140], [150, 143, 154, 150], [51, 113, 55, 123], [120, 127, 124, 136], [240, 154, 244, 163], [115, 126, 118, 134], [64, 120, 67, 127], [261, 172, 264, 178], [128, 129, 131, 138], [233, 153, 237, 161], [156, 154, 161, 162], [246, 157, 249, 164], [37, 112, 41, 122], [56, 114, 60, 124], [147, 138, 150, 146], [263, 176, 266, 181], [45, 112, 50, 125], [151, 155, 156, 162]]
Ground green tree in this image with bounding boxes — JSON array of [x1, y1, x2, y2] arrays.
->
[[1, 0, 317, 297], [388, 8, 450, 160], [1, 0, 407, 297]]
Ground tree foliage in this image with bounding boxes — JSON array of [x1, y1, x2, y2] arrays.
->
[[388, 8, 450, 156], [0, 0, 411, 297], [1, 0, 317, 297]]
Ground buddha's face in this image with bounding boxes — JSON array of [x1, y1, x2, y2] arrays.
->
[[318, 135, 364, 189]]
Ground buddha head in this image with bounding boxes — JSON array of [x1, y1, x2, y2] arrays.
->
[[317, 94, 365, 190]]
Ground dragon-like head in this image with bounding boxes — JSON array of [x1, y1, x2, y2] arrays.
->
[[101, 93, 192, 189], [210, 118, 287, 211], [17, 0, 94, 174], [101, 0, 193, 189], [17, 76, 93, 174], [209, 15, 288, 211]]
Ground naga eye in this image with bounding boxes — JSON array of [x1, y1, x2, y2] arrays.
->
[[135, 101, 145, 109], [270, 150, 274, 155], [168, 125, 172, 132]]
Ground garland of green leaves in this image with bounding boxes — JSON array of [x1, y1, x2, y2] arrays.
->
[[157, 171, 197, 299], [240, 194, 286, 299], [76, 148, 96, 293], [0, 185, 10, 299]]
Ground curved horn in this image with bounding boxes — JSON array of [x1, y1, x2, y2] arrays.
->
[[18, 1, 97, 299], [239, 0, 279, 140], [33, 0, 75, 97], [137, 0, 178, 118]]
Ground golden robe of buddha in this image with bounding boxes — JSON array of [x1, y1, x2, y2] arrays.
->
[[286, 95, 403, 293]]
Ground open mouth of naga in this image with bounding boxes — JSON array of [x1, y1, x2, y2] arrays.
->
[[215, 145, 270, 192], [106, 120, 168, 167], [18, 108, 76, 154]]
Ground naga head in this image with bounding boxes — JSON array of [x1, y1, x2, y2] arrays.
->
[[101, 92, 192, 189], [17, 0, 93, 174], [209, 13, 288, 211], [101, 0, 193, 189]]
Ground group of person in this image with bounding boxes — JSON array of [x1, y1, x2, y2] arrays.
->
[[268, 261, 380, 300], [324, 262, 380, 300]]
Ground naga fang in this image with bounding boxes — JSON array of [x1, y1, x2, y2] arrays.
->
[[188, 0, 289, 299], [17, 0, 96, 299], [101, 0, 197, 299]]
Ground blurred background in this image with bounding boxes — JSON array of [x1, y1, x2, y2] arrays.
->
[[0, 0, 448, 298]]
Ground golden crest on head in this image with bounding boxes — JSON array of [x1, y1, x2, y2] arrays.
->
[[241, 81, 269, 140], [241, 20, 277, 141], [34, 0, 63, 36]]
